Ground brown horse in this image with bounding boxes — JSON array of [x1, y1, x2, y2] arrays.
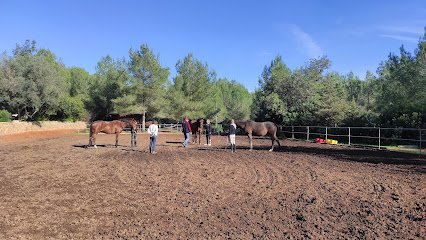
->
[[191, 119, 204, 144], [234, 120, 281, 151], [89, 118, 138, 148]]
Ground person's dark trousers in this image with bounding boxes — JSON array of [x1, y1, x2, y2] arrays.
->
[[206, 134, 211, 145], [150, 136, 157, 153]]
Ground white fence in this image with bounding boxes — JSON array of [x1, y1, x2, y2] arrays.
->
[[136, 123, 182, 133], [159, 123, 182, 132], [279, 126, 425, 154], [134, 123, 425, 153]]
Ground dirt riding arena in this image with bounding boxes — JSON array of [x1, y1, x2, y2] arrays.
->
[[0, 131, 425, 239]]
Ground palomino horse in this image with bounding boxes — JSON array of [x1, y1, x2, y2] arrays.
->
[[191, 119, 204, 144], [234, 120, 281, 151], [89, 118, 138, 148]]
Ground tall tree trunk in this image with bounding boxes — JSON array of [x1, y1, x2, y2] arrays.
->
[[142, 110, 146, 132]]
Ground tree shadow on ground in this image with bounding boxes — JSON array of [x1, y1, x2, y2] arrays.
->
[[31, 121, 42, 127], [236, 144, 426, 167], [72, 144, 132, 149], [196, 147, 229, 152]]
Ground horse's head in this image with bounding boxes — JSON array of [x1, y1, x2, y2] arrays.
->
[[127, 118, 138, 131], [234, 120, 246, 129], [197, 118, 205, 126]]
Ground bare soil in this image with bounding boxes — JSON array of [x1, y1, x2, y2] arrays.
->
[[0, 131, 425, 239]]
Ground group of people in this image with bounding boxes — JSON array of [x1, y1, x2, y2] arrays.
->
[[145, 117, 237, 154], [181, 117, 237, 153]]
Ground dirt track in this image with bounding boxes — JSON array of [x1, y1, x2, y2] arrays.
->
[[0, 131, 425, 239]]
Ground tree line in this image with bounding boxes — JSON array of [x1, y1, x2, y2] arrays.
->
[[0, 32, 425, 128], [0, 41, 251, 126], [253, 31, 425, 128]]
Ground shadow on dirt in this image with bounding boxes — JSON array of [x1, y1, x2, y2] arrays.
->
[[31, 121, 42, 127], [197, 147, 228, 152], [73, 144, 131, 149], [73, 144, 91, 148], [236, 144, 426, 167]]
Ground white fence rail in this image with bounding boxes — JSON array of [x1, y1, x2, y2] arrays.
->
[[136, 123, 182, 133], [279, 126, 425, 154], [159, 123, 182, 132], [134, 123, 425, 153]]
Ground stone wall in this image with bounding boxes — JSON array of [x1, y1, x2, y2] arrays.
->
[[0, 121, 87, 136]]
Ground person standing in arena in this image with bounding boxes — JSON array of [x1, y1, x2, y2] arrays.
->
[[204, 119, 212, 146], [182, 117, 191, 148], [229, 119, 237, 152], [148, 120, 158, 154]]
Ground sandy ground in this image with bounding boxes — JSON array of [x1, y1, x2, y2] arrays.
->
[[0, 130, 425, 239]]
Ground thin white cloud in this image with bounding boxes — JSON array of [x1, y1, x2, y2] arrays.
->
[[288, 24, 323, 58], [377, 22, 424, 43], [379, 34, 419, 43], [259, 49, 272, 56], [379, 25, 424, 35]]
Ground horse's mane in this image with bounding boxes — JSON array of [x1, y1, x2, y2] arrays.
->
[[118, 118, 136, 125], [119, 118, 134, 121]]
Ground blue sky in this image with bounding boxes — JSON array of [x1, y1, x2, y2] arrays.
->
[[1, 0, 425, 91]]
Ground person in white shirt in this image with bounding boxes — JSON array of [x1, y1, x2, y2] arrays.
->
[[148, 120, 159, 154], [229, 119, 237, 152]]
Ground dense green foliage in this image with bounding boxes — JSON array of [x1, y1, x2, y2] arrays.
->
[[0, 34, 425, 128], [167, 54, 216, 120], [85, 56, 127, 120], [113, 44, 170, 122], [0, 40, 66, 120], [252, 31, 426, 128], [375, 41, 426, 128], [252, 56, 353, 126], [0, 110, 12, 122], [213, 79, 252, 121]]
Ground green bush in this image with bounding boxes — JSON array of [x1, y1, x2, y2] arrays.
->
[[58, 96, 88, 121], [0, 110, 12, 122]]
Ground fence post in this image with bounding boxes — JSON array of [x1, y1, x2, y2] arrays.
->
[[291, 126, 294, 139], [378, 127, 381, 149], [348, 127, 351, 146], [307, 126, 310, 141], [420, 129, 422, 154], [325, 127, 328, 140]]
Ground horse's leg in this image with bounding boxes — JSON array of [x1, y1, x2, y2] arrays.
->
[[276, 135, 281, 147], [248, 133, 253, 151], [270, 138, 274, 151], [115, 132, 119, 147], [88, 127, 93, 147], [269, 134, 275, 151], [270, 134, 280, 151], [93, 134, 97, 148]]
